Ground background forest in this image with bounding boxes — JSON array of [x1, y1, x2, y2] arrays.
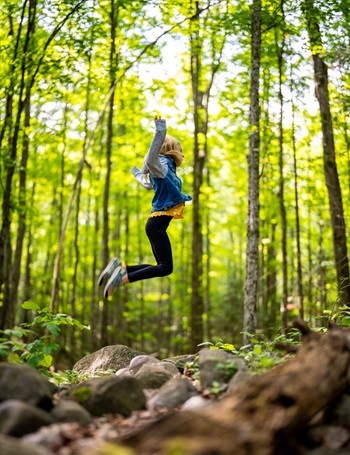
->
[[0, 0, 349, 368]]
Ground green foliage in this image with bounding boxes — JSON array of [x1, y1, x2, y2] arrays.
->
[[200, 332, 300, 374], [323, 305, 350, 327], [46, 369, 88, 386], [208, 381, 227, 395], [239, 332, 300, 373], [0, 302, 89, 370]]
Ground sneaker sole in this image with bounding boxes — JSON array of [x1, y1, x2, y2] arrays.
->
[[98, 257, 121, 286], [103, 266, 124, 299]]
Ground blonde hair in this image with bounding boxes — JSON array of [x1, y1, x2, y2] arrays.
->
[[160, 135, 184, 167]]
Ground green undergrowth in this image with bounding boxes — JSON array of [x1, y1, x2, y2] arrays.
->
[[0, 301, 89, 377], [1, 302, 346, 387]]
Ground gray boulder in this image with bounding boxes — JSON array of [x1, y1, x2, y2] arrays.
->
[[62, 375, 146, 417], [50, 399, 92, 426], [198, 348, 246, 389], [135, 363, 178, 389], [73, 345, 144, 375], [129, 355, 159, 374], [226, 369, 252, 394], [173, 354, 198, 373], [148, 377, 198, 409], [0, 434, 54, 455], [0, 400, 55, 437], [181, 395, 212, 411], [0, 363, 56, 411]]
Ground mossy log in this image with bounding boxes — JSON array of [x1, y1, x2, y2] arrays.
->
[[119, 319, 350, 455]]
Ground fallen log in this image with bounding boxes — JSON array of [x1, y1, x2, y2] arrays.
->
[[117, 319, 350, 455]]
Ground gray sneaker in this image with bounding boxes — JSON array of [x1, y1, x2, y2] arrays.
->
[[103, 266, 126, 299], [98, 257, 121, 286]]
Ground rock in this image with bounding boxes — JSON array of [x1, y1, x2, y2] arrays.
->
[[306, 449, 350, 455], [306, 425, 350, 450], [0, 363, 57, 411], [198, 348, 246, 389], [0, 400, 55, 437], [73, 345, 144, 375], [173, 354, 198, 373], [50, 399, 93, 426], [226, 369, 252, 394], [129, 355, 159, 374], [22, 422, 82, 452], [135, 364, 176, 389], [181, 395, 211, 411], [115, 367, 133, 377], [62, 375, 146, 417], [0, 434, 54, 455], [327, 394, 350, 427], [148, 377, 198, 410]]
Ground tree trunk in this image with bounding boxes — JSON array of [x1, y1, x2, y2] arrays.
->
[[291, 83, 304, 319], [189, 0, 226, 351], [275, 23, 288, 331], [121, 320, 350, 455], [243, 0, 261, 342], [190, 1, 205, 351], [302, 0, 350, 307], [266, 222, 278, 330], [10, 83, 31, 310], [101, 0, 119, 345]]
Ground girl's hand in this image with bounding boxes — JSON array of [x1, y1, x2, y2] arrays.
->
[[154, 114, 161, 120]]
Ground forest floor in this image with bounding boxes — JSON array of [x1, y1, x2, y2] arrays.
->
[[23, 320, 350, 455]]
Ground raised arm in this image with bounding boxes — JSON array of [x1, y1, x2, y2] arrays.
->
[[141, 118, 167, 178]]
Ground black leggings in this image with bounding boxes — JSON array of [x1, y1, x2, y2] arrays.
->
[[126, 215, 173, 283]]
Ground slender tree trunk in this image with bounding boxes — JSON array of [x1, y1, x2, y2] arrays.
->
[[317, 219, 327, 325], [189, 0, 226, 351], [21, 180, 36, 325], [302, 0, 350, 306], [101, 0, 119, 345], [267, 222, 277, 329], [275, 24, 288, 331], [243, 0, 261, 342], [91, 200, 100, 351], [10, 83, 31, 310], [190, 3, 205, 350], [119, 199, 129, 345], [0, 1, 27, 152], [70, 183, 81, 307], [69, 45, 93, 353], [291, 83, 304, 319], [135, 184, 145, 350]]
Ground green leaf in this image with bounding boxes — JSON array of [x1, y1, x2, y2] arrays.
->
[[3, 329, 24, 338], [21, 301, 41, 311], [46, 324, 61, 335], [43, 342, 60, 354]]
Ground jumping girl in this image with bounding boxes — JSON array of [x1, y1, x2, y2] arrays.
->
[[98, 117, 192, 299]]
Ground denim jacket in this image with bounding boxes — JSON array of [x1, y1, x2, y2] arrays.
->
[[131, 119, 192, 213], [149, 156, 192, 212]]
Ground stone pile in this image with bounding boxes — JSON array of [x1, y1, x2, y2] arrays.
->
[[0, 345, 247, 454]]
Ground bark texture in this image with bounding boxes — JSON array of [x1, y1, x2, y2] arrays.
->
[[302, 0, 350, 306], [120, 320, 350, 455], [244, 0, 262, 340]]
